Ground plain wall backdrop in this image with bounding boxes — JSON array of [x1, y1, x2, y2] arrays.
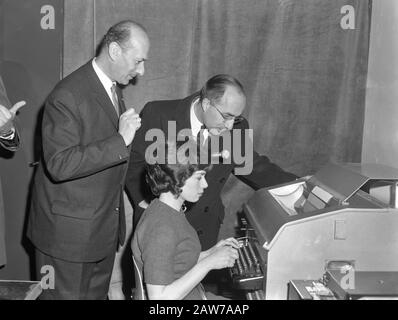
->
[[362, 0, 398, 166], [1, 0, 373, 281], [64, 0, 370, 239]]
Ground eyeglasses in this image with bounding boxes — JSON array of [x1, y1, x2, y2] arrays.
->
[[210, 102, 244, 124]]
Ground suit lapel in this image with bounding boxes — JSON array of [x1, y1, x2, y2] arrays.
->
[[171, 94, 197, 146], [0, 76, 11, 108], [174, 93, 198, 138], [85, 62, 119, 128], [95, 94, 119, 128]]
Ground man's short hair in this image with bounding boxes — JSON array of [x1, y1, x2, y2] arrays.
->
[[97, 20, 147, 56], [199, 74, 245, 105]]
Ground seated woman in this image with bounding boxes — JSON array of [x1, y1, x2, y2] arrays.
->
[[131, 142, 239, 300]]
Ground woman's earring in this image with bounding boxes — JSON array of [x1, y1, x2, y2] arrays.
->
[[181, 203, 187, 213]]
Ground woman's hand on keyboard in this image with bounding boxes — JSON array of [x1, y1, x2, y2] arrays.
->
[[215, 237, 240, 249], [199, 237, 240, 262], [204, 245, 239, 270]]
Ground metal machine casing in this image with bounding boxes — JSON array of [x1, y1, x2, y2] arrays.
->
[[243, 163, 398, 299]]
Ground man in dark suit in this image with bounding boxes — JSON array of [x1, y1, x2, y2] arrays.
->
[[27, 20, 149, 299], [125, 74, 297, 251], [0, 74, 26, 267]]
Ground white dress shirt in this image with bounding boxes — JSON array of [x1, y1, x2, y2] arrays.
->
[[92, 58, 116, 108], [190, 98, 209, 142]]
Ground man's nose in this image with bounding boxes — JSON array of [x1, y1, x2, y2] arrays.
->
[[201, 177, 208, 189], [136, 62, 145, 76], [225, 119, 234, 130]]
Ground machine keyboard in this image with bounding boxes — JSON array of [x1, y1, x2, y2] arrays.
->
[[246, 290, 265, 300], [229, 238, 264, 290]]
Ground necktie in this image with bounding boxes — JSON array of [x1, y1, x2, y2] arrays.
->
[[197, 125, 205, 145], [111, 84, 120, 116], [197, 125, 210, 146], [197, 125, 212, 164]]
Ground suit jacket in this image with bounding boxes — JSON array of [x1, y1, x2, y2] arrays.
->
[[0, 75, 20, 266], [0, 133, 19, 266], [0, 179, 7, 266], [0, 134, 19, 266], [125, 93, 297, 250], [27, 61, 130, 262]]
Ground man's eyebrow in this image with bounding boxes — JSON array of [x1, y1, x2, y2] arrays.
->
[[225, 112, 238, 117]]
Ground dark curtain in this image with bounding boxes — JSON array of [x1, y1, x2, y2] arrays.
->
[[64, 0, 371, 235]]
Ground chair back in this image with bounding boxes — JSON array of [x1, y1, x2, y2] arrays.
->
[[132, 256, 146, 300]]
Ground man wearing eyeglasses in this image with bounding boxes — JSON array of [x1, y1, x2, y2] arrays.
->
[[126, 74, 297, 252]]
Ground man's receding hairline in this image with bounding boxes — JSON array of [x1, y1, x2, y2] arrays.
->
[[124, 25, 149, 48], [217, 85, 246, 105]]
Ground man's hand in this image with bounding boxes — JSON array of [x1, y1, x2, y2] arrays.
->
[[118, 108, 142, 146], [0, 101, 26, 134]]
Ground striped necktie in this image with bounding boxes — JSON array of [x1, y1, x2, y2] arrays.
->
[[111, 83, 120, 116], [197, 125, 206, 145]]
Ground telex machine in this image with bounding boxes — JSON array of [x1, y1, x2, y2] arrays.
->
[[230, 163, 398, 299]]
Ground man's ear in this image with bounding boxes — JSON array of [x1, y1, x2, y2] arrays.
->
[[202, 98, 210, 112], [108, 42, 121, 61]]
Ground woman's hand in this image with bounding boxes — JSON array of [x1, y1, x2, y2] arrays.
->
[[214, 237, 240, 249], [199, 237, 240, 262], [204, 242, 239, 270]]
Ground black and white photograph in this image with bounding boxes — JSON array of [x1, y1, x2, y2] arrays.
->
[[0, 0, 397, 311]]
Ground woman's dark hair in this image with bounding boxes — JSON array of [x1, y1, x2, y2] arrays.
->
[[146, 140, 211, 197]]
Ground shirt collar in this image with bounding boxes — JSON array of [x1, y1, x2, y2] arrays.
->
[[92, 58, 115, 93], [190, 97, 203, 138], [190, 98, 209, 141]]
